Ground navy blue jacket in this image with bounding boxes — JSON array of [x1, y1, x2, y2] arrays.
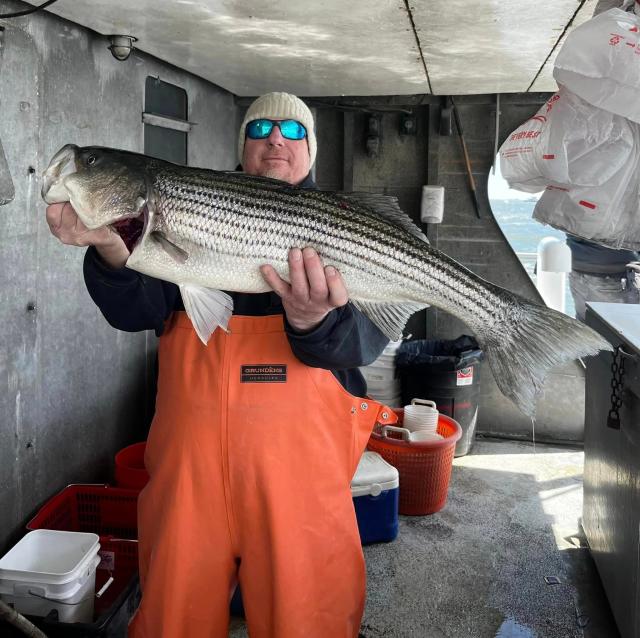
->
[[566, 235, 639, 275], [83, 174, 388, 397]]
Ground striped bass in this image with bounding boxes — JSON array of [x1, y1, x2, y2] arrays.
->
[[42, 144, 611, 416]]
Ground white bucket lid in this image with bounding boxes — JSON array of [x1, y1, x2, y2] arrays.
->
[[0, 530, 100, 586], [351, 451, 399, 497]]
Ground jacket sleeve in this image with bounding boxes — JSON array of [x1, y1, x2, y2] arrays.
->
[[83, 246, 180, 335], [285, 302, 389, 370]]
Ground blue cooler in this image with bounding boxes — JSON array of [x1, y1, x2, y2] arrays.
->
[[351, 451, 399, 545]]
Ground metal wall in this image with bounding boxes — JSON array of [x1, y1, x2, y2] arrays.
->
[[0, 1, 236, 555]]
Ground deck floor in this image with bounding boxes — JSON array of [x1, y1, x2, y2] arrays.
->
[[230, 438, 620, 638]]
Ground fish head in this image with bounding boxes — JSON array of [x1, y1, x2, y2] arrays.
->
[[42, 144, 149, 231]]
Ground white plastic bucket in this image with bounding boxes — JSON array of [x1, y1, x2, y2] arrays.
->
[[0, 529, 100, 623], [403, 398, 439, 432]]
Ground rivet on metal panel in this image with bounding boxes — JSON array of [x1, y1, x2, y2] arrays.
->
[[19, 102, 30, 111], [360, 402, 368, 411], [382, 411, 389, 419]]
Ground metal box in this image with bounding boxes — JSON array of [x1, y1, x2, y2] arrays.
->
[[583, 302, 640, 638]]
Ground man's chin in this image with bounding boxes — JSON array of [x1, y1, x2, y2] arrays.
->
[[260, 167, 290, 181]]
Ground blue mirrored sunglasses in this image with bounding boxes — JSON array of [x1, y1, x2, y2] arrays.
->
[[246, 118, 307, 141]]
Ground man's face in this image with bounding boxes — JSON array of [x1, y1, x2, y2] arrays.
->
[[242, 120, 310, 185]]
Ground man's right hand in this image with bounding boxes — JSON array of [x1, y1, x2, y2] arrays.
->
[[46, 202, 130, 269]]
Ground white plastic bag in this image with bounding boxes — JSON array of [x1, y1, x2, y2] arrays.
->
[[532, 124, 640, 250], [553, 8, 640, 123], [498, 87, 633, 193]]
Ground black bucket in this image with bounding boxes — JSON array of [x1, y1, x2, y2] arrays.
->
[[396, 336, 483, 457]]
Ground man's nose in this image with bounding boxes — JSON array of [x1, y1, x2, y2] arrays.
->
[[267, 125, 285, 145]]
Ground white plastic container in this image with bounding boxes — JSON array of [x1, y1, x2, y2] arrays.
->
[[361, 340, 403, 407], [403, 398, 439, 432], [0, 530, 101, 623]]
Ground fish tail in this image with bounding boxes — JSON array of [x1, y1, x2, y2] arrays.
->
[[476, 291, 612, 417]]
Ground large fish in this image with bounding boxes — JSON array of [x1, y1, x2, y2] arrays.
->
[[42, 144, 611, 416]]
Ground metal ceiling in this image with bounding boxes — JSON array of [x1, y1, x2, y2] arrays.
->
[[34, 0, 600, 96]]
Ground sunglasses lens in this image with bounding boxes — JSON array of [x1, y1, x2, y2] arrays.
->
[[246, 119, 274, 139], [279, 120, 307, 140], [246, 119, 307, 140]]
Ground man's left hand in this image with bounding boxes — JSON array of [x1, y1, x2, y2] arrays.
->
[[260, 247, 349, 333]]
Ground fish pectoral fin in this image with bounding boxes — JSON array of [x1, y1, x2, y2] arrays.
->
[[180, 285, 234, 345], [351, 300, 429, 341], [151, 231, 189, 264]]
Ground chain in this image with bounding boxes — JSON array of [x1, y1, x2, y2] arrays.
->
[[607, 346, 626, 429]]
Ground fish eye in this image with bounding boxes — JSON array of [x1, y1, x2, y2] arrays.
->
[[86, 154, 97, 166]]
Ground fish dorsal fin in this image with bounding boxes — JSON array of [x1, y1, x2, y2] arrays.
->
[[351, 300, 429, 341], [222, 171, 299, 191], [179, 284, 234, 345], [336, 192, 428, 242]]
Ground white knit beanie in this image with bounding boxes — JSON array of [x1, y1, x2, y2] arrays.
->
[[238, 92, 316, 168]]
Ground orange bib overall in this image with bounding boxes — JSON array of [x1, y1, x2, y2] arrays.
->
[[128, 312, 395, 638]]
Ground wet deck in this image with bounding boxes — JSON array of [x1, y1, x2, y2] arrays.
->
[[230, 438, 620, 638]]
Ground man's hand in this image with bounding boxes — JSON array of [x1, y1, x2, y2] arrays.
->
[[260, 247, 349, 333], [46, 202, 130, 268]]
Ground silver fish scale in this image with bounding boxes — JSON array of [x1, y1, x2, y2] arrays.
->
[[152, 169, 502, 326]]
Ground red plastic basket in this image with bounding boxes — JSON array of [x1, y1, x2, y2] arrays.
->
[[115, 442, 149, 490], [26, 484, 140, 621], [93, 539, 139, 616], [27, 484, 139, 541], [367, 411, 462, 515]]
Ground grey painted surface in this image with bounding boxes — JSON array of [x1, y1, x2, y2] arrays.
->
[[0, 2, 236, 555], [38, 0, 598, 96]]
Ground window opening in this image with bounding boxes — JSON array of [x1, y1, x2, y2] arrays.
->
[[144, 77, 188, 165], [488, 157, 575, 317]]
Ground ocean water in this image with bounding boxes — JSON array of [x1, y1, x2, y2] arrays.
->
[[490, 198, 576, 317]]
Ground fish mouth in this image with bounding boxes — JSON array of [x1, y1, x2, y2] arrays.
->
[[42, 144, 78, 203]]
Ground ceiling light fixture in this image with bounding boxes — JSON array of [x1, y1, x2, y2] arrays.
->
[[108, 35, 138, 61]]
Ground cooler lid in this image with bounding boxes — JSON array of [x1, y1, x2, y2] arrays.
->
[[350, 451, 399, 497]]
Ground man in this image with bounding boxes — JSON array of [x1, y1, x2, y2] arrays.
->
[[46, 92, 389, 638], [566, 235, 640, 322]]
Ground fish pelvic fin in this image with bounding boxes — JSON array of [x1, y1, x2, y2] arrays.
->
[[478, 292, 612, 417], [351, 300, 429, 341], [180, 285, 234, 345]]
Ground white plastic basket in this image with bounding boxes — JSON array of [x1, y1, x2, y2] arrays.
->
[[0, 529, 101, 623]]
